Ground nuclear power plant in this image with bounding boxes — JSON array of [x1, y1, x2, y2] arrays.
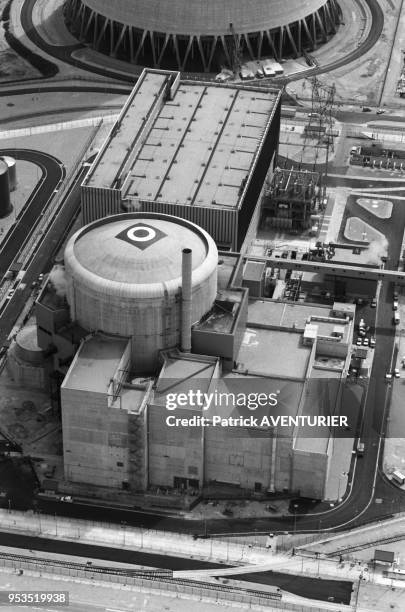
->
[[64, 0, 341, 72], [23, 207, 354, 499], [0, 66, 353, 502]]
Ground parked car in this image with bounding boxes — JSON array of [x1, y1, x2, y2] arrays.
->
[[239, 67, 254, 80], [356, 337, 362, 346], [376, 108, 385, 115], [394, 312, 400, 325], [363, 337, 369, 346], [371, 297, 377, 308], [6, 289, 15, 299], [370, 337, 376, 348], [385, 371, 393, 380], [394, 368, 400, 378], [393, 300, 399, 310]]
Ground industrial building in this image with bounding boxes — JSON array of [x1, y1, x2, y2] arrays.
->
[[350, 143, 405, 171], [81, 68, 281, 251], [24, 212, 357, 501], [64, 0, 341, 72], [263, 167, 321, 230]]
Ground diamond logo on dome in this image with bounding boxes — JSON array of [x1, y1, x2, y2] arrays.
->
[[115, 223, 166, 250]]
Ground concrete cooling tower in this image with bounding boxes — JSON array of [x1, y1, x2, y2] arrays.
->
[[65, 0, 341, 72], [63, 213, 218, 371]]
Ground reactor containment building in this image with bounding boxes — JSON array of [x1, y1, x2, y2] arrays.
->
[[64, 0, 341, 72]]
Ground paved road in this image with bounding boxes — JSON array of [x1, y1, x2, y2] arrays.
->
[[0, 149, 64, 345], [20, 0, 135, 83], [0, 531, 231, 571], [19, 0, 384, 86], [0, 148, 63, 278], [285, 0, 385, 83], [227, 570, 353, 604]]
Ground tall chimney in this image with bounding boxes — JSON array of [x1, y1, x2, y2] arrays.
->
[[181, 248, 192, 352]]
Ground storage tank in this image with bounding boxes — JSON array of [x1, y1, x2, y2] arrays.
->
[[0, 159, 12, 218], [0, 156, 17, 191], [64, 213, 218, 372], [15, 325, 45, 365]]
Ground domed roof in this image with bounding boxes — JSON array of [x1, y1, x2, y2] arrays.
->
[[81, 0, 328, 35], [64, 213, 218, 298]]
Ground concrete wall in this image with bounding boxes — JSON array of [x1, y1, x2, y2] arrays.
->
[[35, 300, 70, 346], [6, 350, 47, 391], [192, 289, 248, 370], [272, 436, 294, 492], [204, 426, 272, 491], [148, 404, 203, 488], [192, 328, 234, 362], [62, 388, 130, 488], [291, 448, 328, 499]]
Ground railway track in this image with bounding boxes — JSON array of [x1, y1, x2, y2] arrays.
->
[[0, 550, 172, 578], [0, 551, 282, 602]]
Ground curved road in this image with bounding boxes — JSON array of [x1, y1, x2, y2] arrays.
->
[[0, 149, 64, 344], [0, 148, 64, 278], [19, 0, 384, 85]]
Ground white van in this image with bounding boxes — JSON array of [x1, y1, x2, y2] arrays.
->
[[262, 64, 276, 77], [263, 60, 283, 75], [357, 441, 365, 456], [392, 470, 405, 485], [239, 66, 254, 80], [270, 61, 284, 74]]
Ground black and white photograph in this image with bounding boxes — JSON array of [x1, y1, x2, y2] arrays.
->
[[0, 1, 404, 610]]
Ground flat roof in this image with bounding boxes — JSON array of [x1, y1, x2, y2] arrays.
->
[[374, 550, 395, 563], [125, 84, 277, 209], [62, 336, 128, 393], [244, 260, 266, 282], [217, 253, 240, 290], [153, 352, 217, 406], [85, 69, 280, 212], [85, 70, 169, 190], [237, 327, 311, 379], [247, 300, 331, 329]]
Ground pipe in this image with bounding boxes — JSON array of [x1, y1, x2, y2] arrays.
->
[[181, 248, 192, 352]]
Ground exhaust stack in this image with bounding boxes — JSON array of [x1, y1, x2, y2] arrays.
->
[[181, 248, 192, 352]]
